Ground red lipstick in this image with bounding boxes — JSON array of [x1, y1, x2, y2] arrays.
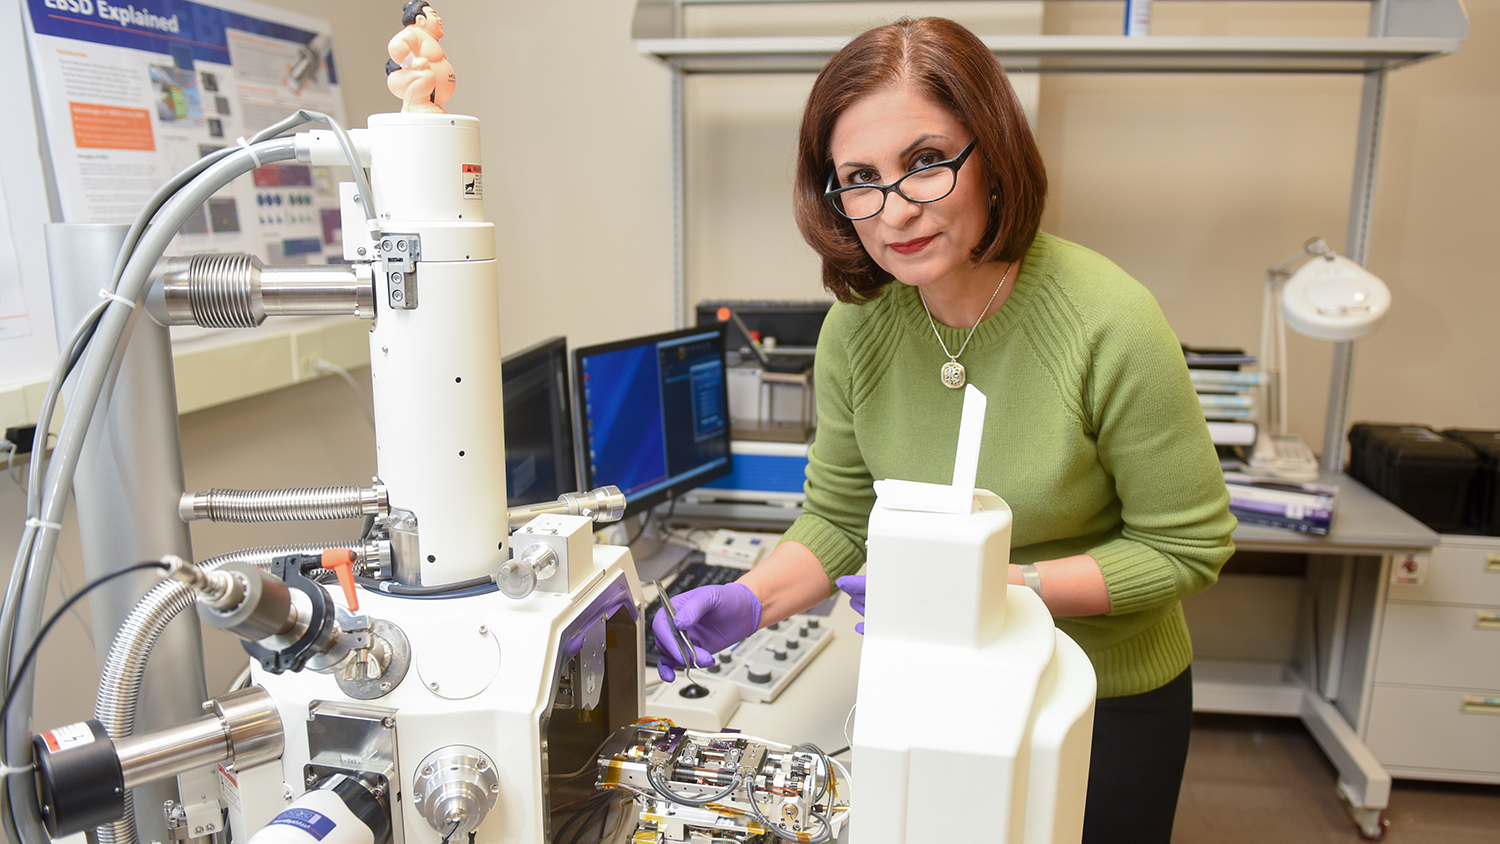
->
[[889, 235, 935, 255]]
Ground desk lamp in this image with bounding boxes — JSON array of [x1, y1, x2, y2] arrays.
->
[[1254, 237, 1391, 478]]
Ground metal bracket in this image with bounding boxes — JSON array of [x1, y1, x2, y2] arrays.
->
[[304, 700, 399, 805], [377, 234, 421, 310], [579, 617, 607, 711]]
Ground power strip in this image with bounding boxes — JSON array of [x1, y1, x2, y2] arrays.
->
[[695, 613, 834, 704]]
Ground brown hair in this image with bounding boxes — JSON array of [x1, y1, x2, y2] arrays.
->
[[794, 17, 1047, 303]]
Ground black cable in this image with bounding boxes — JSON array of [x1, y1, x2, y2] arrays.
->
[[551, 792, 613, 844], [828, 746, 851, 758], [623, 508, 650, 546], [354, 575, 494, 596], [595, 795, 610, 844], [0, 561, 170, 726], [439, 818, 461, 844], [565, 796, 613, 844]]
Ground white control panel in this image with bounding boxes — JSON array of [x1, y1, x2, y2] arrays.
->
[[699, 613, 834, 704]]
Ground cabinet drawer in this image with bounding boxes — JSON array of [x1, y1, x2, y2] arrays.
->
[[1366, 685, 1500, 775], [1388, 536, 1500, 606], [1375, 602, 1500, 689]]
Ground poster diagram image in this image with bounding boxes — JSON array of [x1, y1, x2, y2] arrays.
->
[[23, 0, 346, 263], [149, 64, 202, 123]]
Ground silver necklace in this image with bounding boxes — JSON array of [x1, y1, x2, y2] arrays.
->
[[917, 261, 1014, 389]]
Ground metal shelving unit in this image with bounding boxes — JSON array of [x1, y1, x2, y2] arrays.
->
[[633, 1, 1469, 837], [634, 0, 1466, 470], [637, 32, 1461, 75]]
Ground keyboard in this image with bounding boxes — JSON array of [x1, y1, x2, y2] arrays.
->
[[645, 560, 835, 704]]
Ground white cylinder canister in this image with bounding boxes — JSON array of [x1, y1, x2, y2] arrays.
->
[[247, 784, 383, 844], [363, 114, 507, 586]]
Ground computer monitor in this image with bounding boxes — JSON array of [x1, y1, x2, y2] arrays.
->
[[501, 336, 578, 508], [572, 325, 733, 519]]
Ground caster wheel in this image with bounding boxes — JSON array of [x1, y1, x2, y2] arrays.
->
[[1355, 813, 1389, 841]]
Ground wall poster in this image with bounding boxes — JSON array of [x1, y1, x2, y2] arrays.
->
[[23, 0, 350, 266]]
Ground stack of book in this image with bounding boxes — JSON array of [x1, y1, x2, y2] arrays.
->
[[1182, 346, 1262, 448], [1223, 471, 1338, 535]]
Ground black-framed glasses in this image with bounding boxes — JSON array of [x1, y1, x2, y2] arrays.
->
[[823, 139, 977, 221]]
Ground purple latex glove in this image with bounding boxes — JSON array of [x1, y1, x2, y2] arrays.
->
[[836, 575, 866, 635], [654, 583, 762, 682]]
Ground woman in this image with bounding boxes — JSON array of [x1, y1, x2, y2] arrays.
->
[[654, 17, 1236, 843]]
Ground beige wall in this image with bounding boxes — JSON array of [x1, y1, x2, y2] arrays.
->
[[1038, 1, 1500, 442], [291, 0, 1495, 437]]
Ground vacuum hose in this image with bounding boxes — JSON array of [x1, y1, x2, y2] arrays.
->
[[94, 542, 369, 844]]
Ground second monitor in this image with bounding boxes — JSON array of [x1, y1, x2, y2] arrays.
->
[[573, 325, 733, 519]]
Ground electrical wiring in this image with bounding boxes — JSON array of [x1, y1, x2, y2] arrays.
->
[[354, 575, 497, 599], [0, 560, 170, 725], [3, 135, 301, 844], [546, 730, 629, 786], [796, 743, 832, 804], [563, 794, 616, 844], [646, 763, 742, 807], [313, 358, 376, 429], [590, 795, 636, 844], [0, 442, 18, 492], [550, 791, 615, 844], [740, 774, 832, 844]]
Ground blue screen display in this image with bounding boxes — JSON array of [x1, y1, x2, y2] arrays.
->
[[576, 328, 731, 513]]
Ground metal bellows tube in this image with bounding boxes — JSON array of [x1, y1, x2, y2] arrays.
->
[[152, 254, 374, 326], [180, 485, 389, 523]]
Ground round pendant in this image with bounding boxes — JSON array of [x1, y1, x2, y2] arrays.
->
[[940, 360, 966, 389]]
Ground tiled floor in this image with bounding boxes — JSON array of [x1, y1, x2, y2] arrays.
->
[[1174, 714, 1500, 843]]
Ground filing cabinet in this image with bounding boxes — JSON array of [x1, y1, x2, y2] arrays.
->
[[1365, 535, 1500, 783]]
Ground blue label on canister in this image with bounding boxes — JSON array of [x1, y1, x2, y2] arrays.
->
[[268, 808, 338, 841]]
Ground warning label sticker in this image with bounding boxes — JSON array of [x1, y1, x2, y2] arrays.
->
[[42, 722, 93, 753], [463, 163, 482, 200]]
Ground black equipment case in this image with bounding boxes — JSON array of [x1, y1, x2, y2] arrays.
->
[[1347, 423, 1479, 532], [1441, 429, 1500, 534]]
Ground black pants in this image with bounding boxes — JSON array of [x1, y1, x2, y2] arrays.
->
[[1081, 667, 1193, 844]]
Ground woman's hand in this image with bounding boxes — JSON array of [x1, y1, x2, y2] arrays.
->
[[835, 575, 866, 634], [652, 583, 762, 682]]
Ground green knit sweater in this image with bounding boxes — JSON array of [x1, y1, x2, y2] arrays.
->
[[781, 232, 1237, 698]]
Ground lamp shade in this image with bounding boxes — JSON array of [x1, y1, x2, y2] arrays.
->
[[1280, 253, 1391, 341]]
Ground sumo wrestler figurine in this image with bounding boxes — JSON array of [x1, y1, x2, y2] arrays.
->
[[386, 1, 456, 113]]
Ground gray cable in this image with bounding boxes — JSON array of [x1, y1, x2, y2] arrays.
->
[[96, 542, 360, 844], [3, 108, 370, 844], [646, 764, 741, 807], [740, 753, 833, 844], [2, 136, 298, 844]]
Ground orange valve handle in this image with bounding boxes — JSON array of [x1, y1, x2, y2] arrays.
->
[[320, 549, 359, 611]]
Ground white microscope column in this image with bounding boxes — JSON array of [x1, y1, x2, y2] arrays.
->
[[364, 113, 507, 586]]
